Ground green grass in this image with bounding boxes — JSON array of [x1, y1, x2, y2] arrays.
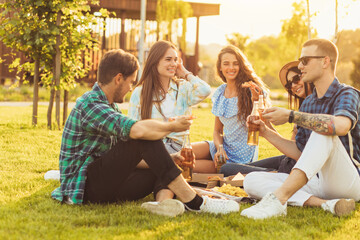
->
[[1, 105, 360, 240], [0, 84, 93, 102]]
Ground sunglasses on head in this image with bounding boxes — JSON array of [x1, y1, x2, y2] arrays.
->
[[298, 56, 326, 66], [285, 74, 301, 90]]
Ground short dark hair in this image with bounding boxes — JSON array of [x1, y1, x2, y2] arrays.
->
[[303, 38, 338, 70], [97, 49, 139, 85]]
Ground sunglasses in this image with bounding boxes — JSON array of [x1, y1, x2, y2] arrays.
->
[[285, 74, 301, 90], [298, 56, 326, 66]]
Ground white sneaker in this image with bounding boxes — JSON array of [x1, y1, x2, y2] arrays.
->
[[321, 199, 355, 217], [141, 199, 185, 217], [240, 192, 287, 219], [44, 170, 60, 181], [186, 196, 239, 214]]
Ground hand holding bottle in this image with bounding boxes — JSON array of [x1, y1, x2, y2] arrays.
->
[[171, 151, 195, 168], [214, 144, 227, 173], [180, 134, 194, 181]]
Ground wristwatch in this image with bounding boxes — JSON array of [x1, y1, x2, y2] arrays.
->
[[288, 110, 294, 123]]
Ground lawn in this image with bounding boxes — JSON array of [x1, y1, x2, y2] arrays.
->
[[1, 105, 360, 240]]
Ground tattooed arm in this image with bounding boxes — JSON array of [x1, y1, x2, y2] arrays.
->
[[262, 107, 352, 136], [293, 112, 351, 136]]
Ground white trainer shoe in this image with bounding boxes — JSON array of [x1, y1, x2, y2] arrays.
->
[[141, 199, 185, 217], [44, 170, 60, 181], [186, 196, 239, 214], [321, 199, 355, 217], [240, 192, 287, 219]]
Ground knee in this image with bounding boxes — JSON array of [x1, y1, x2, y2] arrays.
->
[[220, 163, 236, 177], [309, 132, 335, 143], [243, 172, 265, 195]]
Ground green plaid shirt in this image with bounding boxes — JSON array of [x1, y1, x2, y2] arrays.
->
[[51, 83, 137, 204]]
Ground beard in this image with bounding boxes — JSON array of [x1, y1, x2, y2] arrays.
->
[[113, 84, 125, 103]]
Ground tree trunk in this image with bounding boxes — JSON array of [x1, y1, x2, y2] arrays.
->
[[306, 0, 311, 40], [47, 87, 55, 129], [55, 12, 62, 129], [32, 58, 40, 126], [334, 0, 339, 44], [63, 89, 68, 126]]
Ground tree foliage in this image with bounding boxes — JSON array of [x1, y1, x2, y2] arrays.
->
[[0, 0, 108, 88], [225, 33, 249, 52], [156, 0, 192, 51], [0, 0, 109, 126], [351, 55, 360, 89], [224, 0, 316, 88]]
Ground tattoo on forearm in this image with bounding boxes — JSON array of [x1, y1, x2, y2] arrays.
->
[[293, 112, 336, 135]]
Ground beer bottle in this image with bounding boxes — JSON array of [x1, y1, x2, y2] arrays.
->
[[247, 101, 260, 146], [216, 144, 227, 173], [180, 134, 194, 181], [258, 95, 265, 121]]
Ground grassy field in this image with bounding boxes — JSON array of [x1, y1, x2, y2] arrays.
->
[[1, 105, 360, 240]]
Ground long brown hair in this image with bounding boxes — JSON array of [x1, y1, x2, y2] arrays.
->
[[137, 40, 178, 119], [216, 45, 266, 122]]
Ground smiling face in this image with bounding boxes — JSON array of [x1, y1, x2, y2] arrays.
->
[[298, 45, 324, 84], [287, 71, 306, 98], [219, 53, 240, 82], [157, 48, 178, 80]]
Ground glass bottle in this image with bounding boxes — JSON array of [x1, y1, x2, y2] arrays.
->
[[247, 101, 260, 146], [258, 95, 265, 121], [216, 144, 227, 173], [180, 134, 194, 181]]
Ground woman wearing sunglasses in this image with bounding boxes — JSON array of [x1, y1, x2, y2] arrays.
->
[[282, 61, 315, 114], [220, 61, 314, 176]]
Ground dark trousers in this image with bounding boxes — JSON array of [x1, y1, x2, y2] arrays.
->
[[84, 139, 181, 203], [220, 155, 297, 177]]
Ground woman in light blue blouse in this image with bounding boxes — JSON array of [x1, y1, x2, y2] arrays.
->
[[128, 40, 211, 154], [192, 45, 270, 173]]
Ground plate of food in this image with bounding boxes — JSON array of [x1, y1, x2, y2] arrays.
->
[[193, 185, 257, 204]]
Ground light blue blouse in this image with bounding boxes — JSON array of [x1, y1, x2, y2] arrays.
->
[[208, 84, 259, 164], [128, 75, 211, 144]]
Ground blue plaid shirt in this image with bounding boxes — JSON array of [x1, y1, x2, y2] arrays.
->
[[51, 83, 137, 204], [296, 78, 360, 163]]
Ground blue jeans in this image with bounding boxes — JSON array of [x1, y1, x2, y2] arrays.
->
[[220, 155, 296, 177]]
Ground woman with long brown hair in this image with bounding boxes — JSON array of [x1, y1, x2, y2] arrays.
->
[[192, 45, 270, 173], [129, 40, 211, 153]]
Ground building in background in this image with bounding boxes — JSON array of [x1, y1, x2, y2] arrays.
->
[[0, 0, 220, 85]]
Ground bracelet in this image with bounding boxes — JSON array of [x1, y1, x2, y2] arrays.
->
[[288, 110, 294, 123], [184, 72, 193, 80]]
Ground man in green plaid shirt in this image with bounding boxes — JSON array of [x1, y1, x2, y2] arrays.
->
[[51, 48, 239, 217]]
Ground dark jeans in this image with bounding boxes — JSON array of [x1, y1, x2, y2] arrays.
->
[[220, 155, 297, 177], [84, 139, 181, 203]]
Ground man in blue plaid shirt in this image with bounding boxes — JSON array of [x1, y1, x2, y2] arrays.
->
[[51, 49, 240, 217], [240, 39, 360, 219]]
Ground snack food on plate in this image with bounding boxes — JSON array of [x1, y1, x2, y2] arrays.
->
[[213, 184, 248, 197]]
